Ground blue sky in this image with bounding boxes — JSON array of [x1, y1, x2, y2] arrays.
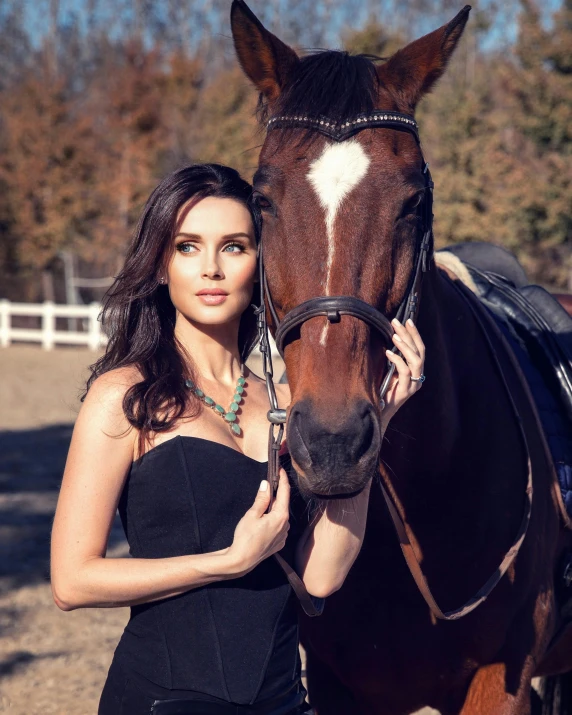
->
[[17, 0, 565, 53]]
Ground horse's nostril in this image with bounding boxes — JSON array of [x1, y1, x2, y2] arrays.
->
[[287, 398, 380, 479], [355, 402, 376, 462], [287, 401, 314, 470]]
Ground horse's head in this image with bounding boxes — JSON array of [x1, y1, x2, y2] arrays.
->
[[232, 1, 470, 498]]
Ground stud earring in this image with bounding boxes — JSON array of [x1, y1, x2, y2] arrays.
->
[[158, 277, 165, 285]]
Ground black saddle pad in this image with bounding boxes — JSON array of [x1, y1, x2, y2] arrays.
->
[[438, 250, 572, 519]]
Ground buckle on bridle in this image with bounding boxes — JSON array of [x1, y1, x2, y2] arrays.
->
[[268, 408, 287, 425]]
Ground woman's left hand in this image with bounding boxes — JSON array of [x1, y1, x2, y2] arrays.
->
[[382, 318, 426, 423]]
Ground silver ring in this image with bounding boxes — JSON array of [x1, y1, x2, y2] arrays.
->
[[410, 374, 425, 383]]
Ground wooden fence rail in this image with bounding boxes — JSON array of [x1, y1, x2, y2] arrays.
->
[[0, 300, 281, 356], [0, 300, 105, 350]]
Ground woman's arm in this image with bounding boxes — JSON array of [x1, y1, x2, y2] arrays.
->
[[50, 368, 287, 611], [293, 318, 426, 598]]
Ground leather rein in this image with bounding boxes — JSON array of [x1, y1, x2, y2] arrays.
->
[[255, 110, 533, 620]]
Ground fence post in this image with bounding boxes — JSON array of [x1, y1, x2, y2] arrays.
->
[[88, 302, 102, 350], [42, 301, 55, 350], [0, 299, 9, 347]]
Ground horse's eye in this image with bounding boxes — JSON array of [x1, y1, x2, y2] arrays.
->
[[401, 192, 423, 217], [252, 191, 273, 211]]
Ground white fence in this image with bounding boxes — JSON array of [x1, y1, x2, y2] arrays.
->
[[0, 300, 106, 350], [0, 300, 281, 356]]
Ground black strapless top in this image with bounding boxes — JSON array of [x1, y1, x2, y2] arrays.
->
[[113, 435, 312, 705]]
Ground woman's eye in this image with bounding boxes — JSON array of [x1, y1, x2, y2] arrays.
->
[[177, 242, 197, 253], [223, 243, 245, 253]]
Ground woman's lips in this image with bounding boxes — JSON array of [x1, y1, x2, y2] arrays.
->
[[197, 293, 228, 305]]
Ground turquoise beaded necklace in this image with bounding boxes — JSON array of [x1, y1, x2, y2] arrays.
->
[[185, 369, 246, 436]]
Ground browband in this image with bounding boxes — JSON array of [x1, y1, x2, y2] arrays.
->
[[266, 110, 419, 143]]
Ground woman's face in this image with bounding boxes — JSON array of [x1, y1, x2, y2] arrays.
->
[[165, 196, 258, 327]]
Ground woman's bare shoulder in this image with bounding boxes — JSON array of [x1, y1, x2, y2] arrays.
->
[[87, 365, 143, 397], [66, 367, 141, 485], [81, 365, 143, 431]]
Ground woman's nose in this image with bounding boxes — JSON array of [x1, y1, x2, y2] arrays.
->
[[202, 251, 223, 279]]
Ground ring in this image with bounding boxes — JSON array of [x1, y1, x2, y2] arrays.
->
[[410, 374, 425, 383]]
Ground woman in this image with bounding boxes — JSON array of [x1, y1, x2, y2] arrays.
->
[[50, 164, 425, 714]]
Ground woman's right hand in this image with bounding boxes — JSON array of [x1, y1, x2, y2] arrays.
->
[[226, 468, 291, 576]]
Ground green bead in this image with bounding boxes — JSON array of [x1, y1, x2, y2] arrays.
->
[[231, 423, 241, 435], [237, 377, 246, 386], [224, 412, 237, 422], [233, 394, 242, 404], [235, 385, 244, 394], [195, 389, 204, 398], [229, 402, 239, 412], [185, 379, 194, 389], [214, 404, 225, 414], [204, 396, 215, 406]]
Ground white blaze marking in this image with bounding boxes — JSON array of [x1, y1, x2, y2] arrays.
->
[[307, 139, 371, 346]]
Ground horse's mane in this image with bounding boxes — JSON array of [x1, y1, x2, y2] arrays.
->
[[257, 50, 385, 142]]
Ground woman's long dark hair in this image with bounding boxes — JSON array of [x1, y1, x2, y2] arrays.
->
[[82, 164, 262, 457]]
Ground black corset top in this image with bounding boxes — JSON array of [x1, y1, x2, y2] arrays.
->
[[114, 435, 312, 705]]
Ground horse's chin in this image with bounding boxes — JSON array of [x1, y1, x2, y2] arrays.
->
[[291, 455, 376, 501], [308, 485, 369, 500]]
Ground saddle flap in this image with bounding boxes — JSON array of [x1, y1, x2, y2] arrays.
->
[[519, 284, 572, 360]]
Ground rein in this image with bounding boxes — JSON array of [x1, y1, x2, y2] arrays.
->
[[255, 109, 533, 620]]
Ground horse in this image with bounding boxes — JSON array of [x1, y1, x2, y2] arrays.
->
[[230, 2, 572, 713]]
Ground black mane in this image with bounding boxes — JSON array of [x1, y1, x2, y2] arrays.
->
[[257, 50, 383, 138]]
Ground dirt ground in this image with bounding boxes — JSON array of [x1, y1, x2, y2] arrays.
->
[[0, 344, 437, 715]]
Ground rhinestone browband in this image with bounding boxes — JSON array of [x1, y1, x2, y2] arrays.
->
[[266, 110, 419, 142]]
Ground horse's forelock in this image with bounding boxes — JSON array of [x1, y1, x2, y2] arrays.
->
[[257, 51, 387, 133]]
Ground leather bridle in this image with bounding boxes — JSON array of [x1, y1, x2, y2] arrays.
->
[[255, 109, 533, 622], [256, 110, 434, 616]]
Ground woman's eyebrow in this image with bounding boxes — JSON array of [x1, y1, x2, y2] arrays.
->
[[174, 232, 252, 241]]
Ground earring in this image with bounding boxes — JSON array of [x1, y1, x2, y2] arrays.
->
[[158, 277, 165, 284]]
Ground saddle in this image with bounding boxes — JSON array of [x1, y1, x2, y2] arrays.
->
[[436, 244, 572, 524]]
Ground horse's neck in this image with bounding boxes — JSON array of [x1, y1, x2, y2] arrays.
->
[[389, 261, 509, 479], [402, 263, 461, 460]]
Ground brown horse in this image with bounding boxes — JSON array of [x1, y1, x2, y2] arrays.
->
[[230, 2, 572, 713]]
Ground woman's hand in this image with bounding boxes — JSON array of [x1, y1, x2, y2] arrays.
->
[[382, 318, 426, 424], [226, 468, 291, 576]]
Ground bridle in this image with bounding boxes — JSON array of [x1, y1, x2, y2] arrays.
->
[[255, 108, 534, 624], [256, 110, 434, 488], [255, 109, 435, 616]]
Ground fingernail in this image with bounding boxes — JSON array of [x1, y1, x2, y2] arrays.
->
[[393, 334, 402, 342], [259, 480, 268, 492], [391, 318, 401, 326], [407, 318, 415, 326]]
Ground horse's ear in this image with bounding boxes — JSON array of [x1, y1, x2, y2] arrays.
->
[[378, 5, 471, 112], [231, 0, 299, 102]]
